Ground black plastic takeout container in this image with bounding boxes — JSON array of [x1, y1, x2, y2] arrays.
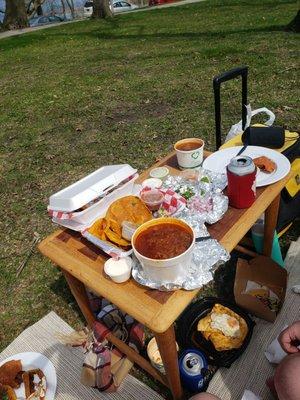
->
[[176, 297, 255, 368]]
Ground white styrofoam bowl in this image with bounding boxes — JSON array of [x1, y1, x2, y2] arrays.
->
[[132, 218, 195, 283]]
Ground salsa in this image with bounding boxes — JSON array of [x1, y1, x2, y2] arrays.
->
[[135, 222, 193, 259], [141, 189, 164, 211], [175, 140, 203, 151]]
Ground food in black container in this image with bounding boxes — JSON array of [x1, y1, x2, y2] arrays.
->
[[176, 297, 255, 368]]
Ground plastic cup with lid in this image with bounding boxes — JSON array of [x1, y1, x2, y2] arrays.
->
[[149, 167, 169, 181], [104, 257, 133, 283], [140, 189, 164, 211], [121, 221, 139, 241], [141, 178, 163, 190]]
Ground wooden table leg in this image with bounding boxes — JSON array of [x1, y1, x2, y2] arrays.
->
[[263, 194, 281, 257], [155, 325, 183, 400]]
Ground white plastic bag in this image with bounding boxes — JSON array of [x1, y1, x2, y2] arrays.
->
[[264, 325, 288, 364], [241, 390, 261, 400], [225, 105, 276, 143]]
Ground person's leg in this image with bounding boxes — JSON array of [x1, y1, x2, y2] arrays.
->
[[189, 394, 221, 400], [274, 353, 300, 400], [266, 376, 278, 399]]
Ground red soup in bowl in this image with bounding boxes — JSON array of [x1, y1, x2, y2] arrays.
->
[[132, 218, 195, 283], [134, 222, 193, 260]]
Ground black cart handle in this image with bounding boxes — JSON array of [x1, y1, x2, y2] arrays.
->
[[213, 66, 248, 150]]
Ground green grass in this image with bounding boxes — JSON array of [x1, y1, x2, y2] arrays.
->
[[0, 0, 299, 396]]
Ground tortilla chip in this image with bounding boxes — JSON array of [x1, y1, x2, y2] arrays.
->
[[197, 304, 248, 351], [88, 218, 105, 237], [109, 219, 122, 237], [197, 314, 214, 336], [88, 196, 152, 248], [104, 227, 130, 247]]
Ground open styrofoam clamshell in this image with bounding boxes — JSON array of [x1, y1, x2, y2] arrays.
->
[[48, 164, 137, 212], [48, 164, 140, 257]]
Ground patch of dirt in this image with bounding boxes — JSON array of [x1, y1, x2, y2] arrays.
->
[[104, 102, 171, 124]]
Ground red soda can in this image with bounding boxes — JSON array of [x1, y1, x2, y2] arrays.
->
[[227, 156, 256, 209]]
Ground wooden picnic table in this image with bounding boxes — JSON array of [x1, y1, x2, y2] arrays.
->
[[38, 150, 293, 400]]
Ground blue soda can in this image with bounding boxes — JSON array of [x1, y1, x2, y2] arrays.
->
[[179, 349, 208, 393]]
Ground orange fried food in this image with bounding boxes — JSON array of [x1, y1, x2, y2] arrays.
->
[[106, 196, 152, 226], [88, 196, 152, 247], [253, 156, 276, 173], [0, 360, 22, 388], [197, 304, 248, 351]]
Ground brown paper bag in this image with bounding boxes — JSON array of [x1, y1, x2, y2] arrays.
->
[[234, 255, 287, 322]]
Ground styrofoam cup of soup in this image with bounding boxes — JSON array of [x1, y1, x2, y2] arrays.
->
[[174, 138, 204, 170], [132, 218, 195, 283]]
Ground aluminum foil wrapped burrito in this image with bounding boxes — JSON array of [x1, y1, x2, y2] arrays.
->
[[158, 168, 228, 236]]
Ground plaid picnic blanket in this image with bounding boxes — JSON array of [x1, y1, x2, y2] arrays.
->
[[80, 290, 145, 392]]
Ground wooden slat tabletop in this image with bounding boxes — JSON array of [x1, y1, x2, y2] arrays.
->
[[39, 150, 293, 333]]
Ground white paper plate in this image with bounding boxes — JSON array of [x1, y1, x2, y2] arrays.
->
[[0, 352, 57, 400], [203, 146, 290, 187]]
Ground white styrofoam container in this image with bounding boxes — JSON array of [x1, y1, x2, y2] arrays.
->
[[52, 177, 140, 232], [82, 231, 133, 258], [48, 164, 139, 232], [49, 164, 137, 212]]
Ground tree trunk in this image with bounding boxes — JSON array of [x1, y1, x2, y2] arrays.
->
[[65, 0, 75, 18], [285, 10, 300, 33], [36, 4, 43, 15], [3, 0, 28, 29], [92, 0, 113, 19], [61, 0, 66, 19]]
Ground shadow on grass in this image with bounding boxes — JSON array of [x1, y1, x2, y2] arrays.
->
[[79, 23, 285, 40], [194, 0, 297, 8], [50, 274, 86, 324], [0, 23, 285, 52]]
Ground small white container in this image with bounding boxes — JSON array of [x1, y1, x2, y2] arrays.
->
[[132, 218, 195, 283], [141, 178, 162, 189], [140, 189, 164, 211], [149, 167, 169, 181], [104, 257, 133, 283], [121, 221, 139, 241], [174, 138, 204, 170]]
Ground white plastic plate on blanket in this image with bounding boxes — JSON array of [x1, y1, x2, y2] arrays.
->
[[0, 352, 57, 400], [203, 146, 290, 187]]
